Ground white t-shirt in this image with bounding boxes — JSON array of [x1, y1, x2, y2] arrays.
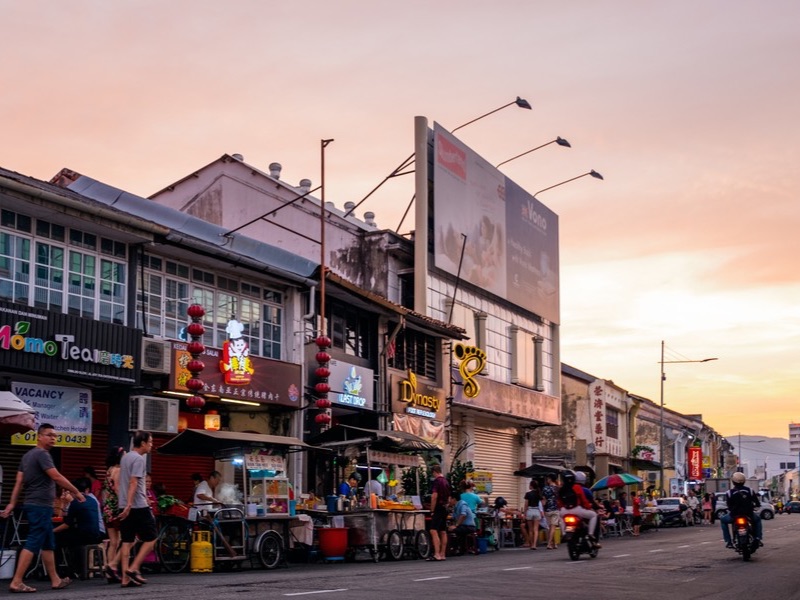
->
[[366, 479, 383, 496], [193, 481, 214, 506]]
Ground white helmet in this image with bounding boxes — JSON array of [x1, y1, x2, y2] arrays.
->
[[575, 471, 587, 485], [731, 472, 746, 485]]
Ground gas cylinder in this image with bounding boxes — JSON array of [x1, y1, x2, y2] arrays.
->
[[190, 530, 213, 573]]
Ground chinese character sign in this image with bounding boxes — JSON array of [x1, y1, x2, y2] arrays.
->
[[688, 446, 703, 480], [591, 380, 606, 450]]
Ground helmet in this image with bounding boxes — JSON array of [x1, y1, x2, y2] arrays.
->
[[561, 469, 576, 486], [575, 471, 587, 485], [731, 472, 746, 485]]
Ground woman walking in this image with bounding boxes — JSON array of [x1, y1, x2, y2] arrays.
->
[[702, 493, 712, 524], [523, 479, 543, 549], [101, 446, 125, 582]]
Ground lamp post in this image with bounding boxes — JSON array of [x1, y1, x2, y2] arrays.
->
[[535, 169, 604, 197], [659, 340, 717, 496], [347, 96, 532, 219], [495, 136, 571, 168]]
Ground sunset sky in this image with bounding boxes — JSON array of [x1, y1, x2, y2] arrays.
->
[[2, 1, 799, 438]]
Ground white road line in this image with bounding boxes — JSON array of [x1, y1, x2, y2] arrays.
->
[[613, 554, 631, 558], [678, 545, 691, 548], [649, 549, 665, 553], [503, 566, 532, 571], [700, 541, 713, 544], [284, 590, 348, 597], [413, 576, 451, 582]]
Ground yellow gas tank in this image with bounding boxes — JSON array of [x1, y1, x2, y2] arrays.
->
[[190, 530, 213, 573]]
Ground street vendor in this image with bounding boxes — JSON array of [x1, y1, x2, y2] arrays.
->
[[338, 472, 360, 497], [193, 470, 223, 509]]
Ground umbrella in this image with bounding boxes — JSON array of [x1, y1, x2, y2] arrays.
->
[[591, 473, 643, 491], [0, 391, 37, 435]]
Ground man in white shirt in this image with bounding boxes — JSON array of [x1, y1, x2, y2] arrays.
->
[[193, 471, 222, 509]]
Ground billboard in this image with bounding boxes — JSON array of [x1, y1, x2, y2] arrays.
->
[[432, 123, 560, 323]]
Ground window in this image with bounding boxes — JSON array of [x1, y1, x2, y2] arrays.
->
[[606, 409, 619, 440], [34, 242, 64, 311], [389, 326, 438, 379], [0, 232, 30, 303], [329, 301, 374, 359]]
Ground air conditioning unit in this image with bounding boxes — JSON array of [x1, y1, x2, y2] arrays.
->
[[141, 339, 172, 374], [647, 472, 658, 482], [129, 396, 179, 434]]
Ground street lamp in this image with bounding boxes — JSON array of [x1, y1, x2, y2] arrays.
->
[[495, 136, 571, 168], [346, 96, 532, 219], [535, 170, 604, 197], [659, 340, 718, 496]]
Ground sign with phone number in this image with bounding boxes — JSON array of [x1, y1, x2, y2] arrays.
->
[[12, 430, 93, 448]]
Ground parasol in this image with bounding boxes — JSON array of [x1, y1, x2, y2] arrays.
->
[[590, 472, 643, 491], [0, 391, 37, 435]]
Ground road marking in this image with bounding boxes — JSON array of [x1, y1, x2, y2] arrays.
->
[[613, 554, 631, 558], [413, 576, 451, 582], [284, 590, 348, 597], [678, 545, 691, 548], [503, 566, 532, 571], [700, 541, 713, 545], [649, 549, 665, 553]]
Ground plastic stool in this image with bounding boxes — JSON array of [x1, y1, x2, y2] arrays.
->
[[500, 528, 516, 548]]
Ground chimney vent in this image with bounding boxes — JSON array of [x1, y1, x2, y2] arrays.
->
[[269, 162, 282, 178], [299, 178, 312, 193], [364, 211, 377, 227], [231, 153, 244, 161], [343, 201, 356, 215]]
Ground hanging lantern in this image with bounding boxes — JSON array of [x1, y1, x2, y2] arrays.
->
[[314, 366, 330, 378], [314, 382, 331, 394], [315, 335, 332, 349], [315, 413, 331, 424], [187, 303, 206, 319], [315, 351, 331, 364], [186, 395, 205, 410], [311, 330, 333, 431], [186, 378, 205, 393], [186, 341, 206, 355], [186, 359, 205, 373], [315, 398, 331, 409], [185, 304, 206, 412], [186, 322, 205, 337]]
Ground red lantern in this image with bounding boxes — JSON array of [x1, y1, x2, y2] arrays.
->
[[315, 335, 332, 349], [186, 378, 205, 392], [315, 366, 330, 378], [316, 398, 332, 409], [315, 413, 331, 424], [315, 351, 331, 364], [187, 304, 206, 319], [186, 395, 205, 411], [186, 359, 205, 373], [314, 382, 330, 394], [186, 341, 205, 356], [186, 322, 205, 337]]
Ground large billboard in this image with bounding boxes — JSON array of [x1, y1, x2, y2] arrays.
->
[[432, 123, 560, 323]]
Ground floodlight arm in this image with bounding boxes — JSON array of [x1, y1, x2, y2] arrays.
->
[[534, 170, 603, 196], [496, 137, 571, 168], [451, 96, 532, 134]]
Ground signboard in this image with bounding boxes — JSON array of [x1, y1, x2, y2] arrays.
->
[[392, 413, 445, 449], [0, 299, 140, 384], [432, 124, 560, 323], [367, 449, 420, 468], [328, 359, 374, 410], [172, 342, 301, 407], [468, 470, 493, 494], [244, 450, 285, 473], [688, 446, 703, 480], [590, 381, 607, 452], [390, 371, 446, 421], [10, 382, 92, 447]]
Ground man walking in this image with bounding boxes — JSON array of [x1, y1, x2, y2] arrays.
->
[[428, 464, 451, 561], [118, 430, 157, 587], [1, 423, 84, 593]]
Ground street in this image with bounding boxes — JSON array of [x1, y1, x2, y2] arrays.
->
[[11, 515, 800, 600]]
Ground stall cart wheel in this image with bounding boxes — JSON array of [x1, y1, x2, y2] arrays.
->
[[156, 520, 192, 573], [386, 530, 404, 561], [415, 530, 432, 560], [257, 531, 284, 570]]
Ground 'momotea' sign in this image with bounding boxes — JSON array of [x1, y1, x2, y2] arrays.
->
[[688, 446, 703, 480]]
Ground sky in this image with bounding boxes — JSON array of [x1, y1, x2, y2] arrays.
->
[[2, 1, 799, 438]]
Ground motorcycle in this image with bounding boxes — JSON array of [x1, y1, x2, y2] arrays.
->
[[730, 515, 760, 561], [562, 513, 599, 561]]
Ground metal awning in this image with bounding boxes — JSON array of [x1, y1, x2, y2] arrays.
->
[[309, 424, 440, 452], [513, 462, 565, 478], [157, 429, 316, 457]]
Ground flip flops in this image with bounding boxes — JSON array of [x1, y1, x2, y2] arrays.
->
[[52, 578, 72, 590], [9, 583, 37, 593]]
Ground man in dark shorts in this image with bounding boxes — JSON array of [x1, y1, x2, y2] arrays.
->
[[428, 463, 451, 561], [1, 423, 84, 593], [118, 430, 157, 587]]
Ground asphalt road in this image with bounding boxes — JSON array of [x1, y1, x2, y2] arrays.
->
[[6, 515, 800, 600]]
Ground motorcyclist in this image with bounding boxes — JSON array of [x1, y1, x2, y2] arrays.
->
[[720, 472, 763, 548], [558, 470, 601, 548], [574, 471, 601, 540]]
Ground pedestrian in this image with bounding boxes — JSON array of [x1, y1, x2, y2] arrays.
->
[[428, 463, 451, 561], [631, 491, 642, 536], [118, 430, 158, 587], [1, 423, 84, 593], [522, 479, 542, 549], [84, 465, 103, 498], [102, 446, 125, 582], [54, 477, 103, 576], [541, 472, 560, 549], [702, 493, 712, 524]]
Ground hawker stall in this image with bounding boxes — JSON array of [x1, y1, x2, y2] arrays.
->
[[310, 425, 440, 561], [157, 428, 317, 570]]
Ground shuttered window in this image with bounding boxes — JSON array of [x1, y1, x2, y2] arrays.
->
[[473, 427, 522, 509]]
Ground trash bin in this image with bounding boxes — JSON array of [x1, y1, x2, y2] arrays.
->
[[317, 527, 349, 560]]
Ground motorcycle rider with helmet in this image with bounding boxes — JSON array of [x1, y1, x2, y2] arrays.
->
[[720, 472, 763, 548], [558, 470, 601, 548], [574, 471, 602, 540]]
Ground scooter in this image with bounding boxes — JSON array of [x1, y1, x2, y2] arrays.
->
[[562, 513, 599, 561], [730, 515, 760, 561]]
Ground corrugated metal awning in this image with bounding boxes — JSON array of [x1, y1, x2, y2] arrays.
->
[[157, 429, 316, 457]]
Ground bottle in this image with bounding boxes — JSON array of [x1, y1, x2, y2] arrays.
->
[[370, 493, 378, 509], [337, 495, 344, 513]]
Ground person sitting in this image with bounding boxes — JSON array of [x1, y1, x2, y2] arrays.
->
[[459, 479, 482, 514], [338, 472, 360, 498], [720, 472, 763, 548], [557, 470, 600, 548], [447, 491, 477, 554], [193, 471, 223, 512], [54, 477, 103, 577]]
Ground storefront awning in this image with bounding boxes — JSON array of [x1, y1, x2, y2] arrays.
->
[[157, 429, 316, 457], [513, 462, 564, 478], [309, 424, 440, 452]]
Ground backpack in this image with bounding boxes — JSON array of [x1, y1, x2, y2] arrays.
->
[[559, 484, 578, 509]]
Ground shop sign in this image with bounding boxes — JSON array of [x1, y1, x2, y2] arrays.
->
[[328, 359, 374, 410], [590, 380, 607, 451], [467, 470, 493, 494], [10, 382, 92, 447], [0, 300, 140, 384], [171, 342, 301, 407], [688, 446, 703, 479], [454, 343, 486, 398], [367, 449, 420, 468], [390, 371, 445, 421], [244, 450, 285, 472]]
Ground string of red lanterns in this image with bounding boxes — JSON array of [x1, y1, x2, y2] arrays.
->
[[314, 335, 332, 429], [185, 303, 206, 412]]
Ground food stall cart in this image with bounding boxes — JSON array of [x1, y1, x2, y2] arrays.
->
[[310, 425, 440, 562], [157, 429, 317, 570]]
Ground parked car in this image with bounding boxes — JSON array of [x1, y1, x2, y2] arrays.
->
[[656, 497, 691, 526], [785, 501, 800, 514], [714, 492, 775, 520]]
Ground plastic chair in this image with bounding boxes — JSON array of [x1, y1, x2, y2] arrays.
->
[[500, 527, 516, 548], [603, 519, 622, 537]]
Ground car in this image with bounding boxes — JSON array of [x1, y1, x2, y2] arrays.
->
[[714, 492, 775, 520], [785, 501, 800, 514]]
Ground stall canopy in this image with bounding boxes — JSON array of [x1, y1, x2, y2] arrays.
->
[[157, 429, 316, 457], [513, 462, 565, 478], [310, 425, 440, 453], [0, 391, 36, 435]]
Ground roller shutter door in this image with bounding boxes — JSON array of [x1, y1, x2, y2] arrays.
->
[[150, 435, 215, 504], [473, 427, 521, 509]]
